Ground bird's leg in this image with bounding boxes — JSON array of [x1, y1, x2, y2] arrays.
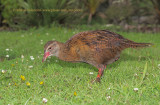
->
[[96, 65, 106, 82]]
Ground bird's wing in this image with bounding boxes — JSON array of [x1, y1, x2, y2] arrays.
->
[[64, 30, 130, 53]]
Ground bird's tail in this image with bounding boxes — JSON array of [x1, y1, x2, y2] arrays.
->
[[123, 39, 153, 49]]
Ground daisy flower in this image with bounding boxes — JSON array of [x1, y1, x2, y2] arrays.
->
[[1, 70, 7, 74], [28, 65, 33, 69], [89, 72, 93, 75], [134, 88, 138, 92], [30, 56, 35, 60], [6, 55, 9, 58], [106, 96, 111, 100], [21, 55, 24, 59], [42, 98, 48, 103], [6, 48, 9, 51]]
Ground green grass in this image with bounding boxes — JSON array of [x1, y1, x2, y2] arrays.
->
[[0, 26, 160, 105]]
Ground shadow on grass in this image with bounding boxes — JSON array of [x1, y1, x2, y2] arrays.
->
[[42, 53, 153, 72], [42, 57, 96, 71]]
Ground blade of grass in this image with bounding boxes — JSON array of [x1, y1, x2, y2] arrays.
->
[[140, 62, 148, 86]]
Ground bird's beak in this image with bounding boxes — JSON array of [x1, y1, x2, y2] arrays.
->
[[42, 52, 50, 62]]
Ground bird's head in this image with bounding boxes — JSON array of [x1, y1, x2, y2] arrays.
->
[[42, 41, 60, 62]]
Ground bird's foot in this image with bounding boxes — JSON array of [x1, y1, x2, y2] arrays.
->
[[96, 77, 101, 82], [91, 77, 101, 83]]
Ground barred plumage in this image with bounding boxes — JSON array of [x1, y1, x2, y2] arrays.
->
[[42, 30, 153, 82]]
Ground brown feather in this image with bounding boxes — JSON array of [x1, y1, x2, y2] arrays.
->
[[43, 30, 153, 82]]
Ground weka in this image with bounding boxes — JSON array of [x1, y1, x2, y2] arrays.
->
[[42, 30, 153, 82]]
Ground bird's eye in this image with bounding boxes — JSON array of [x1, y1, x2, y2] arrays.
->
[[48, 47, 51, 50]]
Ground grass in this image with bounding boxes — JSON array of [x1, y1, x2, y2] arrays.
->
[[0, 26, 160, 105]]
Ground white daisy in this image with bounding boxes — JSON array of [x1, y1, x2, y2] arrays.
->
[[29, 65, 33, 69], [134, 88, 138, 92], [6, 48, 9, 51], [89, 72, 93, 75], [6, 55, 9, 57], [21, 55, 24, 59], [2, 70, 7, 73], [106, 96, 111, 100], [30, 56, 34, 60], [42, 98, 48, 103]]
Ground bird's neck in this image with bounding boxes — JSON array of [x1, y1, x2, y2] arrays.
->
[[58, 43, 80, 62]]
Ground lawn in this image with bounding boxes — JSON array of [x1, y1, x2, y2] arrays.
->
[[0, 26, 160, 105]]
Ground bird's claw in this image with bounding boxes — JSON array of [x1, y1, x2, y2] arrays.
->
[[91, 77, 101, 83]]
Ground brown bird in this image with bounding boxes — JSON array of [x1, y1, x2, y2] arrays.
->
[[42, 30, 153, 82]]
